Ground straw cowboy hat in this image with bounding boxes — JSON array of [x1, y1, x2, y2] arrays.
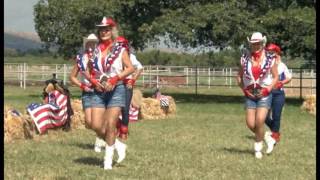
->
[[96, 17, 116, 27], [247, 32, 267, 45], [83, 33, 98, 50]]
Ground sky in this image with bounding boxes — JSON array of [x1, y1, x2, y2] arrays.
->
[[3, 0, 216, 53], [4, 0, 39, 33]]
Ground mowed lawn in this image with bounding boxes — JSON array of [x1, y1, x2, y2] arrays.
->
[[4, 85, 316, 180]]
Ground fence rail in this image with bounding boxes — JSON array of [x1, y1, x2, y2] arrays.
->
[[4, 63, 316, 98]]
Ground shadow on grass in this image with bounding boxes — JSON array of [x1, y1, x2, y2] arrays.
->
[[74, 157, 123, 168], [222, 147, 252, 155], [245, 135, 255, 140], [144, 92, 303, 105], [73, 157, 102, 167], [71, 142, 94, 150]]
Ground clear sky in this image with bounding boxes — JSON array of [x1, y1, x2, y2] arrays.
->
[[4, 0, 39, 33]]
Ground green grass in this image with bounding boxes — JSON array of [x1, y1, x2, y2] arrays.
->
[[4, 85, 316, 180]]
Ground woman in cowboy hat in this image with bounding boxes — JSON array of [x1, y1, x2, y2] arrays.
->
[[264, 43, 292, 154], [115, 36, 143, 141], [236, 32, 278, 159], [69, 33, 98, 129], [86, 17, 134, 170]]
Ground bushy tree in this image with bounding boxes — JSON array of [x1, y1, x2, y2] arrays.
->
[[34, 0, 315, 65]]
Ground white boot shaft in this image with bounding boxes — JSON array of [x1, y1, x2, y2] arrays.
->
[[104, 144, 115, 170], [115, 139, 127, 163], [266, 137, 276, 154], [254, 141, 263, 159], [94, 137, 106, 153]]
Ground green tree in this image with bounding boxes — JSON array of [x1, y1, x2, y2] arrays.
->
[[34, 0, 315, 64]]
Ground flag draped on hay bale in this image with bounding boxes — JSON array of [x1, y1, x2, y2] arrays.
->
[[27, 79, 74, 134], [4, 106, 34, 143], [140, 95, 176, 120], [301, 95, 316, 116], [70, 99, 86, 129]]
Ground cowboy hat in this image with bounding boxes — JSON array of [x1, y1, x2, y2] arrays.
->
[[96, 17, 116, 27], [247, 32, 267, 45], [83, 33, 98, 49]]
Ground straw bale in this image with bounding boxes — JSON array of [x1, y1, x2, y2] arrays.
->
[[70, 99, 86, 129], [4, 106, 33, 143], [131, 89, 143, 108], [140, 96, 176, 120], [301, 95, 316, 116]]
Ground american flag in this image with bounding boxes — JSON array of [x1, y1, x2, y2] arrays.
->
[[27, 90, 68, 134], [119, 105, 139, 122]]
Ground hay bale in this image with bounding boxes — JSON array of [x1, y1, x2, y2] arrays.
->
[[140, 96, 176, 120], [301, 95, 316, 116], [131, 89, 143, 108], [70, 99, 86, 129], [4, 106, 33, 143]]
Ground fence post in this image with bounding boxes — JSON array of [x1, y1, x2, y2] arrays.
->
[[186, 67, 189, 87], [55, 64, 58, 78], [19, 64, 23, 88], [23, 63, 26, 89], [195, 66, 198, 95], [156, 65, 159, 89], [311, 69, 314, 94], [299, 68, 302, 100], [208, 67, 211, 89], [149, 65, 152, 88], [142, 67, 145, 87], [229, 68, 232, 88], [63, 64, 67, 85]]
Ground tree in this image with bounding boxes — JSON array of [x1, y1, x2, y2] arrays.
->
[[34, 0, 315, 63]]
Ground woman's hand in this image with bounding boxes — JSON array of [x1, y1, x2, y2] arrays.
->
[[243, 88, 256, 99], [103, 76, 119, 92], [94, 82, 105, 92], [103, 82, 115, 92], [256, 86, 271, 98]]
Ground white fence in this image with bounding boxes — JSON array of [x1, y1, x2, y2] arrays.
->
[[4, 63, 316, 96]]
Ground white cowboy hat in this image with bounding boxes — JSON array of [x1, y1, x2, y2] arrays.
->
[[247, 32, 267, 45], [83, 33, 98, 49], [96, 16, 116, 27]]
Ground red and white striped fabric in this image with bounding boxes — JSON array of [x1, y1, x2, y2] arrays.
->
[[27, 90, 68, 134], [119, 105, 139, 122]]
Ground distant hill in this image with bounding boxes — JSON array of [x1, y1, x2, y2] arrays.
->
[[4, 30, 44, 51]]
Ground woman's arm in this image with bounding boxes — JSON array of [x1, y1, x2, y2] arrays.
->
[[236, 67, 244, 88], [269, 61, 279, 91], [119, 50, 135, 79], [69, 64, 81, 87]]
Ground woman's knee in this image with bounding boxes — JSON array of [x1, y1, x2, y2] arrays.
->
[[246, 123, 255, 130]]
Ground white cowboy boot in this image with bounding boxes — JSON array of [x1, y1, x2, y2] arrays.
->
[[115, 138, 127, 163], [254, 141, 263, 159], [265, 135, 276, 154], [94, 137, 106, 153], [264, 131, 272, 141], [104, 144, 115, 170]]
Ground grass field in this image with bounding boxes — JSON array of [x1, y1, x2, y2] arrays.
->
[[4, 85, 316, 180]]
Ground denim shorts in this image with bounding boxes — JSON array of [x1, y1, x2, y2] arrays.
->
[[81, 91, 105, 109], [104, 83, 126, 108], [245, 94, 272, 109], [88, 84, 126, 108]]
